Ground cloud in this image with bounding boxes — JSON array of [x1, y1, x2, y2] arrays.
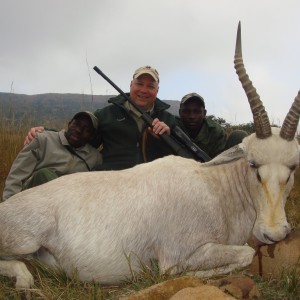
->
[[1, 0, 299, 125]]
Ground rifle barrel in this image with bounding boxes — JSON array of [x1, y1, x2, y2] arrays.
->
[[93, 66, 210, 162]]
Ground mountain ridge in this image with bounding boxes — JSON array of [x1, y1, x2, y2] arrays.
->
[[0, 92, 180, 126]]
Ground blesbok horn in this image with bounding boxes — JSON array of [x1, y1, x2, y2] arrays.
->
[[280, 91, 300, 141], [234, 21, 272, 139]]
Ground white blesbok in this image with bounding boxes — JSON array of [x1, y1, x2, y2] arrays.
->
[[0, 22, 299, 289]]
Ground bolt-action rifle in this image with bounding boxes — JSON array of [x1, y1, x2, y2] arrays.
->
[[93, 66, 211, 162]]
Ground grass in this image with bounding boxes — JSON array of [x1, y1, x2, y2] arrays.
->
[[0, 126, 26, 199], [0, 259, 299, 299], [255, 267, 300, 299], [0, 111, 299, 299]]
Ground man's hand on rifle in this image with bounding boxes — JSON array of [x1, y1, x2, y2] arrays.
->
[[148, 118, 170, 139]]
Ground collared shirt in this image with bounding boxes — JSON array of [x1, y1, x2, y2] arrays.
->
[[124, 101, 154, 132], [3, 130, 102, 200]]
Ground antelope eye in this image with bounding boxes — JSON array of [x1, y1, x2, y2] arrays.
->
[[249, 161, 257, 168]]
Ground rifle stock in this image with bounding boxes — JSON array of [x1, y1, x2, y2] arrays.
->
[[172, 126, 211, 162]]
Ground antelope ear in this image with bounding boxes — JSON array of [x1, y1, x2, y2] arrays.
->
[[203, 144, 246, 167]]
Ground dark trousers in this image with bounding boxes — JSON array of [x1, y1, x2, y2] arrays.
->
[[24, 168, 59, 190]]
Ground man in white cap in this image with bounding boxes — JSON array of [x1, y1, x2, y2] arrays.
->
[[3, 111, 102, 200], [91, 65, 178, 170]]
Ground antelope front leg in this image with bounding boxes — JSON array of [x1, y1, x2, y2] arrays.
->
[[0, 259, 34, 288], [184, 243, 255, 277]]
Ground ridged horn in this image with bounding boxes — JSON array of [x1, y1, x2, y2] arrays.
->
[[234, 21, 272, 139], [280, 91, 300, 141]]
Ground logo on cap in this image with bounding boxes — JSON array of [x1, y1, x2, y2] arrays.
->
[[133, 65, 159, 83]]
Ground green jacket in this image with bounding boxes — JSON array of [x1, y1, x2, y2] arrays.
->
[[93, 94, 178, 170], [176, 116, 227, 159]]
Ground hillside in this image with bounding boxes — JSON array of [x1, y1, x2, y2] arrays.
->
[[0, 92, 180, 127]]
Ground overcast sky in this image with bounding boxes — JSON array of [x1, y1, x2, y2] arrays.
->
[[1, 0, 299, 125]]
